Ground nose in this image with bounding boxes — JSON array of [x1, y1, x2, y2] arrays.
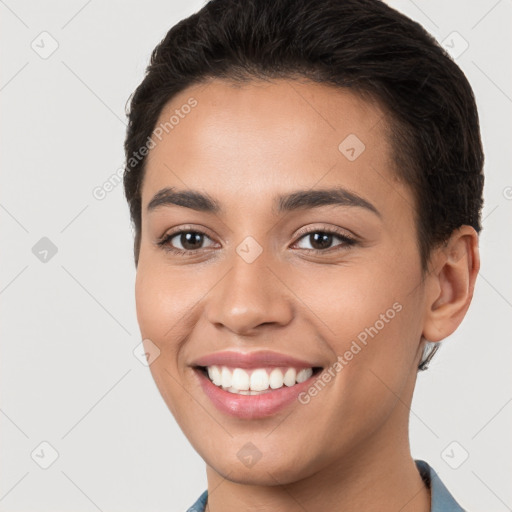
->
[[205, 249, 294, 336]]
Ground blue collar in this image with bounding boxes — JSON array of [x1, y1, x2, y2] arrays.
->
[[187, 460, 466, 512], [415, 459, 466, 511]]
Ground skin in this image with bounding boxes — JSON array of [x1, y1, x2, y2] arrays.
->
[[135, 78, 480, 511]]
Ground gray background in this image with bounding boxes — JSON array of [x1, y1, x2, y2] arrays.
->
[[1, 0, 511, 510]]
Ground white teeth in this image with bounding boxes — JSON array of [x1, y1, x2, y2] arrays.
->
[[250, 369, 269, 391], [207, 366, 222, 386], [231, 368, 250, 390], [296, 368, 313, 383], [204, 365, 315, 393], [283, 368, 297, 386], [269, 368, 284, 389], [221, 366, 232, 388]]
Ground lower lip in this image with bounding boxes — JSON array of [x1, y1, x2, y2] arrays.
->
[[194, 368, 320, 419]]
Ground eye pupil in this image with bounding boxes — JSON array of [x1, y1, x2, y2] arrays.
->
[[310, 232, 333, 250], [181, 232, 203, 250]]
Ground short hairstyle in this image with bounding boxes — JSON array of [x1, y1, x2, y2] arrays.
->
[[124, 0, 484, 275]]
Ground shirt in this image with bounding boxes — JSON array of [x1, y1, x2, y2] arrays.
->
[[186, 459, 466, 511]]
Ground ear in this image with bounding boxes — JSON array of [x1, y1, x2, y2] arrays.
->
[[422, 226, 480, 343]]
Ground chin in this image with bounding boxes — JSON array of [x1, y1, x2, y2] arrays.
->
[[203, 446, 322, 486], [213, 461, 305, 486]]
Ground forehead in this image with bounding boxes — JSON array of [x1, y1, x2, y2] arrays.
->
[[142, 78, 408, 218]]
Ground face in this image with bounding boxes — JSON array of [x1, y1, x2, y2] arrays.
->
[[135, 79, 428, 484]]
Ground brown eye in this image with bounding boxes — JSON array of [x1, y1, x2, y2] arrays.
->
[[157, 229, 216, 254], [306, 232, 334, 250], [294, 229, 357, 253], [175, 232, 205, 250]]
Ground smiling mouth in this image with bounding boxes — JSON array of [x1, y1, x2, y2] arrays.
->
[[195, 365, 323, 395]]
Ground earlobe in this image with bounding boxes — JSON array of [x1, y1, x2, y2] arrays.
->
[[422, 226, 480, 343]]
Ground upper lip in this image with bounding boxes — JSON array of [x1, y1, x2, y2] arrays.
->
[[191, 350, 322, 369]]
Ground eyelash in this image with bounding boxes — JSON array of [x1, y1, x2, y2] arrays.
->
[[156, 225, 358, 256]]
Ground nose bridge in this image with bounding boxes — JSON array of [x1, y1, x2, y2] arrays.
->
[[205, 237, 293, 334]]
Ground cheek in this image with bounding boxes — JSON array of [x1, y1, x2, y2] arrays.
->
[[134, 264, 202, 418], [135, 262, 201, 346], [135, 271, 168, 343], [311, 261, 412, 346], [306, 257, 422, 414]]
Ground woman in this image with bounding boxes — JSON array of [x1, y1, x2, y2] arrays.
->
[[123, 0, 483, 510]]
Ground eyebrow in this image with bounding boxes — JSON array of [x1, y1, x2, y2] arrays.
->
[[147, 186, 381, 217]]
